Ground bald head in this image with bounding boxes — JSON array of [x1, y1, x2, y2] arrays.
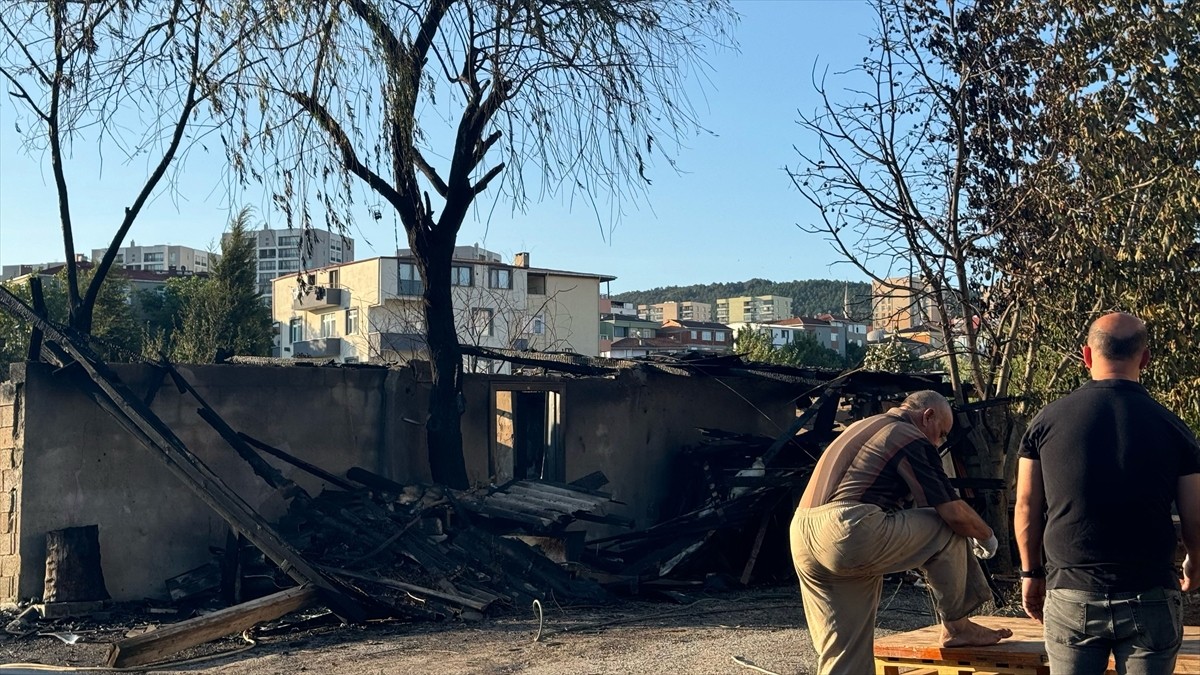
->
[[1084, 312, 1149, 380], [1087, 312, 1147, 362]]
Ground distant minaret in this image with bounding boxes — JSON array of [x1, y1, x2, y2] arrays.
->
[[843, 284, 850, 318]]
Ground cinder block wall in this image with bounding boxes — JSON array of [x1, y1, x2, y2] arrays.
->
[[0, 380, 21, 604]]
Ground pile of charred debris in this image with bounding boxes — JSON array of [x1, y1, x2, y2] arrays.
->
[[0, 287, 975, 668]]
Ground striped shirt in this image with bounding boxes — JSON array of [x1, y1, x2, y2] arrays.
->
[[799, 411, 956, 511]]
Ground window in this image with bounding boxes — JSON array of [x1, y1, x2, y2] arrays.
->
[[398, 263, 422, 295], [614, 326, 628, 338], [278, 248, 299, 259], [115, 254, 124, 263], [488, 267, 512, 289], [472, 308, 494, 337], [715, 331, 726, 341], [321, 313, 337, 338], [451, 265, 473, 287], [328, 270, 339, 287], [527, 273, 546, 295], [259, 283, 273, 296], [259, 261, 277, 271], [701, 330, 713, 341], [531, 315, 545, 335], [346, 308, 359, 335], [258, 273, 276, 284], [143, 252, 164, 262], [259, 249, 276, 259], [690, 330, 698, 339], [278, 259, 300, 271], [289, 318, 303, 343], [277, 235, 301, 247]]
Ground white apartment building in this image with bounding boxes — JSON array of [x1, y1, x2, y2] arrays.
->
[[271, 247, 614, 369], [230, 227, 355, 302], [92, 243, 216, 274]]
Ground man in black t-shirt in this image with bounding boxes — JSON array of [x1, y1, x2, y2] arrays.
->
[[1016, 312, 1200, 675]]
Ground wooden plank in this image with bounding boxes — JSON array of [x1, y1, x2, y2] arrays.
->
[[107, 585, 318, 668], [238, 432, 357, 491], [35, 600, 107, 619], [874, 618, 1200, 674], [739, 508, 773, 585], [324, 568, 491, 612]]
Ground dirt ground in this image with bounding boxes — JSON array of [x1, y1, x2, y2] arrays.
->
[[0, 579, 1035, 675]]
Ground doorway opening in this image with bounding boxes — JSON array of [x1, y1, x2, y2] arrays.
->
[[493, 387, 563, 483]]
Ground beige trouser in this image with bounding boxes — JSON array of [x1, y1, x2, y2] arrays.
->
[[790, 501, 992, 675]]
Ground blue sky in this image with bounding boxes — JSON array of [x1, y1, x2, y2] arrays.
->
[[0, 0, 876, 293]]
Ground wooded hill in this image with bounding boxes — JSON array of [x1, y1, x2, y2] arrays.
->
[[612, 279, 871, 321]]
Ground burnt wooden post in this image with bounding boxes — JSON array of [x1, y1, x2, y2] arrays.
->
[[44, 525, 110, 603], [26, 277, 46, 363]]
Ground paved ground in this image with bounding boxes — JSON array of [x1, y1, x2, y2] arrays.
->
[[0, 579, 1015, 675]]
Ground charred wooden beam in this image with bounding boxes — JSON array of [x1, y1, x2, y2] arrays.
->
[[107, 585, 318, 668]]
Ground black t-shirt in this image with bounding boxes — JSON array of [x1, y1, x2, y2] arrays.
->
[[1019, 379, 1200, 592]]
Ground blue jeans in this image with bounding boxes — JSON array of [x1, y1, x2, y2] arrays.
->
[[1043, 586, 1183, 675]]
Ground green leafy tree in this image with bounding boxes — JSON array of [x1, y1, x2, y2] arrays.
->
[[845, 342, 867, 368], [169, 209, 272, 363], [0, 268, 141, 372], [735, 327, 844, 369], [862, 339, 917, 374]]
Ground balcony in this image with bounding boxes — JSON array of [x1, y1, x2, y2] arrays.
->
[[293, 286, 343, 311], [369, 332, 427, 360], [292, 337, 342, 358]]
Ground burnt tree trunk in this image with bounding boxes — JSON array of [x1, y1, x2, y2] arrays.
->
[[44, 525, 110, 603], [417, 235, 469, 490]]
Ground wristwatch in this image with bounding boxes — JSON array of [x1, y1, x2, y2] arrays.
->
[[1018, 567, 1046, 579]]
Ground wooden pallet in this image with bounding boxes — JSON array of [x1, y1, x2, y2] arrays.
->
[[874, 617, 1200, 675]]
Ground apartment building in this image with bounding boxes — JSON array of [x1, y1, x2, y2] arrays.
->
[[272, 248, 613, 368], [656, 319, 735, 353], [715, 295, 793, 324], [91, 243, 216, 275], [871, 276, 940, 333], [637, 301, 713, 323], [599, 314, 659, 355], [232, 227, 355, 303], [729, 316, 845, 357]]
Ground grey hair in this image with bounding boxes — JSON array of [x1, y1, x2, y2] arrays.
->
[[898, 390, 951, 415]]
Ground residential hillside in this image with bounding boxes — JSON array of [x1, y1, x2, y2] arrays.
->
[[613, 279, 872, 321]]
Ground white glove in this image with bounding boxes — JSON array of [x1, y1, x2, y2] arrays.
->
[[970, 533, 999, 560]]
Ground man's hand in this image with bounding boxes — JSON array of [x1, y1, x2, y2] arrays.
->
[[1022, 577, 1045, 622], [1183, 554, 1197, 592], [970, 533, 999, 559]]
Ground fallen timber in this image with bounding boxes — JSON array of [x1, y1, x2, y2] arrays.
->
[[0, 284, 1004, 667]]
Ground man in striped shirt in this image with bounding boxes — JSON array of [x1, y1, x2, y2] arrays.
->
[[790, 390, 1011, 674]]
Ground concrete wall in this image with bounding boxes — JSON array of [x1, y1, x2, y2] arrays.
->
[[4, 363, 428, 603], [460, 369, 796, 528], [2, 361, 796, 603]]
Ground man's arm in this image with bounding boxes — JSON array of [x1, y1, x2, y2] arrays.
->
[[1014, 457, 1046, 620], [933, 499, 993, 540], [1179, 473, 1200, 592]]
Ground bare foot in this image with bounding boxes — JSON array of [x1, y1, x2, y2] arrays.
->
[[940, 618, 1014, 648]]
